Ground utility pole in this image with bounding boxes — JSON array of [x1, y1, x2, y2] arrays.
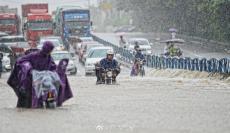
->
[[88, 0, 90, 8]]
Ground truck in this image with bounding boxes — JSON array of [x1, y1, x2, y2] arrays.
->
[[21, 3, 53, 46], [0, 6, 20, 35], [54, 6, 91, 40]]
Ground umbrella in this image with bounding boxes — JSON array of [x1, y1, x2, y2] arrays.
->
[[160, 38, 185, 44], [169, 28, 178, 33], [0, 43, 12, 53], [116, 32, 126, 36]]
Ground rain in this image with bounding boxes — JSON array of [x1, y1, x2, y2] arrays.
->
[[0, 0, 230, 132]]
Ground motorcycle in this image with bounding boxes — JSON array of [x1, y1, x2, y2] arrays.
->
[[32, 70, 61, 109], [131, 58, 145, 77], [101, 68, 120, 85]]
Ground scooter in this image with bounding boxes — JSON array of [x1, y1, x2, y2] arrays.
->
[[137, 59, 145, 77], [131, 58, 145, 77], [32, 70, 60, 109]]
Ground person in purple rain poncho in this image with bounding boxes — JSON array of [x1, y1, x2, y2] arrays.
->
[[7, 41, 73, 108], [56, 58, 73, 106]]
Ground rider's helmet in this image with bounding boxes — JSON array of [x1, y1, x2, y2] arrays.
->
[[134, 41, 140, 51], [106, 50, 114, 60], [107, 50, 114, 55]]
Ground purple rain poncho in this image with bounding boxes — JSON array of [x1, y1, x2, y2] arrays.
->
[[56, 58, 73, 106], [7, 41, 73, 108]]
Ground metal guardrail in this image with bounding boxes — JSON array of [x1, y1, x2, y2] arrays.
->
[[92, 34, 230, 76]]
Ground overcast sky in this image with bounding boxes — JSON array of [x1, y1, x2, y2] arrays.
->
[[0, 0, 98, 15]]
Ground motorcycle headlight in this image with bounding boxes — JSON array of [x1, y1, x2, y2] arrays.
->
[[107, 71, 113, 77]]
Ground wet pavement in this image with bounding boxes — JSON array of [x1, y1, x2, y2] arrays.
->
[[1, 63, 230, 133]]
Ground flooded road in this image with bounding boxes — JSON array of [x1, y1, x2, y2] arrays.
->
[[1, 67, 230, 133], [0, 34, 229, 132]]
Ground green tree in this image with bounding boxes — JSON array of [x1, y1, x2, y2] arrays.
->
[[113, 0, 230, 42]]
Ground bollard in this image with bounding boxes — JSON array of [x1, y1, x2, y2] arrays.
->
[[146, 55, 151, 67], [155, 56, 160, 69], [199, 58, 207, 72], [152, 55, 156, 68], [209, 58, 218, 73], [172, 58, 179, 69], [162, 57, 167, 69], [184, 57, 191, 70], [178, 58, 184, 69], [191, 58, 199, 71], [92, 35, 230, 76], [218, 58, 229, 74], [168, 57, 173, 69], [165, 58, 170, 69]]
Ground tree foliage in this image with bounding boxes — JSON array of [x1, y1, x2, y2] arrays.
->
[[114, 0, 230, 42]]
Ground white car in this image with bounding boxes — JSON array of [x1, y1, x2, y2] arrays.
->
[[2, 53, 11, 71], [0, 35, 28, 48], [85, 47, 113, 75], [80, 42, 103, 64], [51, 51, 77, 75], [128, 38, 152, 55], [38, 36, 65, 51]]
